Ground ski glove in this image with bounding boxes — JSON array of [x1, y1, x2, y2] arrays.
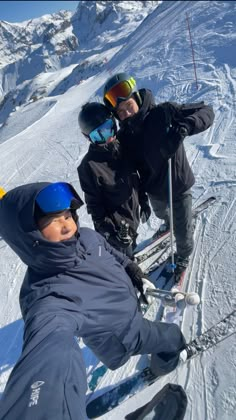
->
[[166, 122, 189, 142], [158, 102, 193, 159], [108, 233, 133, 250], [125, 262, 155, 304], [141, 277, 156, 304], [140, 202, 151, 224], [160, 121, 189, 159]]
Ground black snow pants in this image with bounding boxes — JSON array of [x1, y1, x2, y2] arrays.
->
[[0, 312, 87, 420], [149, 189, 193, 258]]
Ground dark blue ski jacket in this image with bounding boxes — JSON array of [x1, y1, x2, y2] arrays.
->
[[0, 183, 144, 369], [0, 182, 185, 373]]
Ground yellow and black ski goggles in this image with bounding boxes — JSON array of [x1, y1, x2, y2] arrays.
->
[[104, 77, 136, 109]]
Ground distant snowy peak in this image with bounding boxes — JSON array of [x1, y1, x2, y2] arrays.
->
[[0, 1, 158, 113], [73, 1, 157, 44], [0, 1, 158, 68], [0, 11, 77, 68]]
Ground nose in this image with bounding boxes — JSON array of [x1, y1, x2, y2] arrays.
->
[[62, 225, 69, 233], [60, 218, 70, 234], [119, 109, 132, 121], [123, 109, 131, 117]]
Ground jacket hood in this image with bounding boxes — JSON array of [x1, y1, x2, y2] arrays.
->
[[0, 183, 79, 275]]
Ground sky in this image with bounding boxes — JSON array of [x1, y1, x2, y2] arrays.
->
[[0, 1, 79, 22]]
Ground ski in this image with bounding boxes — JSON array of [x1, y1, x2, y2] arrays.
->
[[134, 230, 170, 264], [134, 196, 216, 264], [86, 309, 236, 419]]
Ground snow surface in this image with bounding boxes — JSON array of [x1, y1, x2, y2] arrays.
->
[[0, 1, 236, 419]]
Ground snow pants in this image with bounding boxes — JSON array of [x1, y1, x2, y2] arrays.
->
[[0, 312, 87, 420], [149, 189, 193, 258], [133, 318, 186, 376], [90, 314, 186, 375]]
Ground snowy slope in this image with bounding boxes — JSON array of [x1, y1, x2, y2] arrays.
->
[[0, 1, 236, 419]]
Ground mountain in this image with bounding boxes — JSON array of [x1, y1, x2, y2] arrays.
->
[[0, 1, 157, 123], [72, 1, 157, 45]]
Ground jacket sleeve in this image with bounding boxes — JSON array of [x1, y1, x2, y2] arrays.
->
[[77, 162, 116, 237], [150, 101, 215, 159], [164, 101, 214, 136], [96, 231, 131, 268], [177, 101, 215, 135], [155, 101, 215, 136]]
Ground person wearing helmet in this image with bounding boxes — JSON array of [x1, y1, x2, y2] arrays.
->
[[77, 102, 151, 256], [103, 73, 215, 278], [0, 181, 186, 419]]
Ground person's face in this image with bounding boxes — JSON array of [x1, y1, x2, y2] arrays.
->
[[117, 97, 139, 121], [37, 210, 77, 242]]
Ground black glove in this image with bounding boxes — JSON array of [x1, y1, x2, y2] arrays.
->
[[157, 102, 191, 159], [140, 202, 151, 224], [160, 121, 189, 159], [125, 261, 150, 304], [108, 233, 133, 250], [166, 122, 189, 142]]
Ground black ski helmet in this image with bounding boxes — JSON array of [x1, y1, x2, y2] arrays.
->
[[103, 72, 142, 111], [78, 102, 117, 139]]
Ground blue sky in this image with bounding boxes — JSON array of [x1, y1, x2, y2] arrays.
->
[[0, 1, 79, 23]]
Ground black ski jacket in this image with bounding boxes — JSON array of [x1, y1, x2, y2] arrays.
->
[[77, 140, 148, 239], [118, 89, 215, 199]]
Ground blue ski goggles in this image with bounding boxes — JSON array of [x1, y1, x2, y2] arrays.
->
[[89, 119, 115, 144], [35, 182, 84, 215]]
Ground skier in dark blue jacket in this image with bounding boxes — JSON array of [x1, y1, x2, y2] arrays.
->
[[0, 181, 186, 420]]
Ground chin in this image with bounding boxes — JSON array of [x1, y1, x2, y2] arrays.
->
[[61, 233, 76, 241], [107, 136, 115, 144]]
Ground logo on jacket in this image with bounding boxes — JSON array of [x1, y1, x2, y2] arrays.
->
[[28, 381, 45, 407]]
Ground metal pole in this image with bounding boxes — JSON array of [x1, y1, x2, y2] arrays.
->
[[186, 12, 198, 91], [168, 158, 175, 272]]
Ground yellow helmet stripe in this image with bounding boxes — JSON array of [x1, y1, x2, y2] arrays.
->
[[0, 187, 7, 200]]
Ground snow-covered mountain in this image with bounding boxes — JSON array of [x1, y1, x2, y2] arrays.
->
[[0, 1, 236, 419], [0, 1, 157, 119], [72, 1, 157, 45]]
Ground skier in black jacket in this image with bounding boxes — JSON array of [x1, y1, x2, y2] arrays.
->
[[103, 73, 215, 276], [77, 102, 151, 256]]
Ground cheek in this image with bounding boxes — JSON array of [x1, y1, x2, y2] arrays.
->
[[69, 219, 78, 233], [130, 103, 139, 115], [41, 224, 60, 240]]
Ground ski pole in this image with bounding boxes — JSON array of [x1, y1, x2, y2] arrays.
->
[[168, 158, 175, 272], [146, 287, 200, 305]]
